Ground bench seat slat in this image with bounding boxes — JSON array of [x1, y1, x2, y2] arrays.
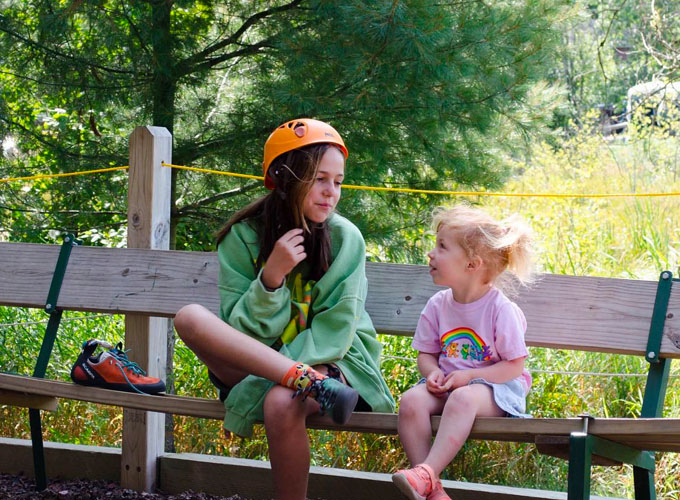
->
[[535, 436, 623, 466], [0, 389, 58, 412], [0, 373, 224, 419], [2, 373, 680, 453], [1, 242, 679, 357]]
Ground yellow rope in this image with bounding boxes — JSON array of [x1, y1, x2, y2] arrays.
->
[[0, 166, 129, 183], [2, 161, 680, 199], [161, 163, 680, 198], [334, 185, 680, 198], [162, 163, 263, 181]]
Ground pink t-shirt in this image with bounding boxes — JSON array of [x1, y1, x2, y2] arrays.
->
[[412, 287, 531, 390]]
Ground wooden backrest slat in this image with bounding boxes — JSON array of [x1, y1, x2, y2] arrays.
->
[[0, 243, 59, 309], [1, 242, 679, 357], [369, 264, 680, 357], [0, 242, 220, 315]]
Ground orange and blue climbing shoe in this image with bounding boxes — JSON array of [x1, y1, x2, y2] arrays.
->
[[70, 339, 166, 395]]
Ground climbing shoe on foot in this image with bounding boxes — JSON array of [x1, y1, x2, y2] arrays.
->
[[70, 339, 166, 395], [295, 376, 358, 425]]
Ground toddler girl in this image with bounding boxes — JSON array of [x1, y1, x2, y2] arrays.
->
[[392, 204, 534, 500]]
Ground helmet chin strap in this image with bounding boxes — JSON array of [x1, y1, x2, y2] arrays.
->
[[274, 163, 304, 182]]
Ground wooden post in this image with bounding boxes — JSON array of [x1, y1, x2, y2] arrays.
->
[[123, 126, 172, 491]]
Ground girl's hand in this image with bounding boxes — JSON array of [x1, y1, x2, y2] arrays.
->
[[441, 370, 471, 391], [425, 369, 448, 397], [262, 228, 306, 289]]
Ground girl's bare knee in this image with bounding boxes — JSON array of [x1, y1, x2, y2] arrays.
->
[[444, 385, 489, 414], [263, 386, 303, 430], [174, 303, 207, 341], [398, 387, 428, 420]]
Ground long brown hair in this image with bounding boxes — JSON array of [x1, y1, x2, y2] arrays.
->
[[216, 143, 340, 280]]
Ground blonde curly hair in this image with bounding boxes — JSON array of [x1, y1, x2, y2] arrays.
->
[[432, 204, 535, 293]]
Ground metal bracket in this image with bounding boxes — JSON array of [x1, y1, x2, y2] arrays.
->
[[641, 271, 673, 420], [33, 234, 79, 378], [30, 234, 79, 491], [578, 413, 593, 433], [632, 271, 674, 500], [44, 234, 79, 315], [645, 271, 672, 364]]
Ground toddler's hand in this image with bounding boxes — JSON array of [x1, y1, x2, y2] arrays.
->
[[262, 228, 306, 289], [425, 369, 448, 397], [442, 370, 471, 391]]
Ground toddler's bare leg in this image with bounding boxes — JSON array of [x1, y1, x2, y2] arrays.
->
[[425, 384, 504, 476], [397, 383, 447, 465]]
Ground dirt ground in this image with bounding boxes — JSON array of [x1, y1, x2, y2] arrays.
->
[[0, 474, 247, 500]]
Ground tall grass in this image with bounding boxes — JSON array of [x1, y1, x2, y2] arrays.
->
[[2, 124, 680, 498], [482, 127, 680, 280]]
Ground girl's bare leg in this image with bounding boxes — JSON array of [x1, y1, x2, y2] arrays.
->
[[397, 384, 446, 465], [425, 384, 504, 476], [174, 303, 294, 386], [263, 366, 332, 500], [176, 305, 354, 498]]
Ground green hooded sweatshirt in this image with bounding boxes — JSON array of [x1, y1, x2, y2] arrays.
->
[[217, 213, 396, 437]]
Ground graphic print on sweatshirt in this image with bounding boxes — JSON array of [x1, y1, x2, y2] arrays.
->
[[440, 327, 492, 361]]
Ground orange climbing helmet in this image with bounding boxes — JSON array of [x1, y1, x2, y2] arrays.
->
[[262, 118, 348, 190]]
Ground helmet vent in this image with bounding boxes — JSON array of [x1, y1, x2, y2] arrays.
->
[[293, 122, 307, 137]]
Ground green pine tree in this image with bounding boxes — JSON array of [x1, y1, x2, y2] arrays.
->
[[1, 0, 567, 258]]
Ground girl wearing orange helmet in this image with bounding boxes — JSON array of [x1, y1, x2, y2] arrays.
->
[[174, 118, 395, 500]]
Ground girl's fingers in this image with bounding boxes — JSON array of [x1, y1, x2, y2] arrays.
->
[[291, 238, 305, 252], [426, 384, 446, 396], [281, 228, 304, 241], [277, 230, 305, 254], [426, 379, 442, 391]]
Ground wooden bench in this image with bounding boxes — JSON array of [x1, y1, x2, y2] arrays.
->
[[1, 127, 679, 500], [1, 239, 679, 499]]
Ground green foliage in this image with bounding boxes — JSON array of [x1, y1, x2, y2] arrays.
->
[[552, 0, 680, 133], [471, 113, 680, 280], [1, 1, 568, 253]]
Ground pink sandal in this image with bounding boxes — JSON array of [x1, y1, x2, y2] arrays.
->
[[392, 463, 443, 500]]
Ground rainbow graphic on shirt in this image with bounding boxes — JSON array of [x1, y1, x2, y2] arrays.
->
[[440, 327, 492, 361]]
